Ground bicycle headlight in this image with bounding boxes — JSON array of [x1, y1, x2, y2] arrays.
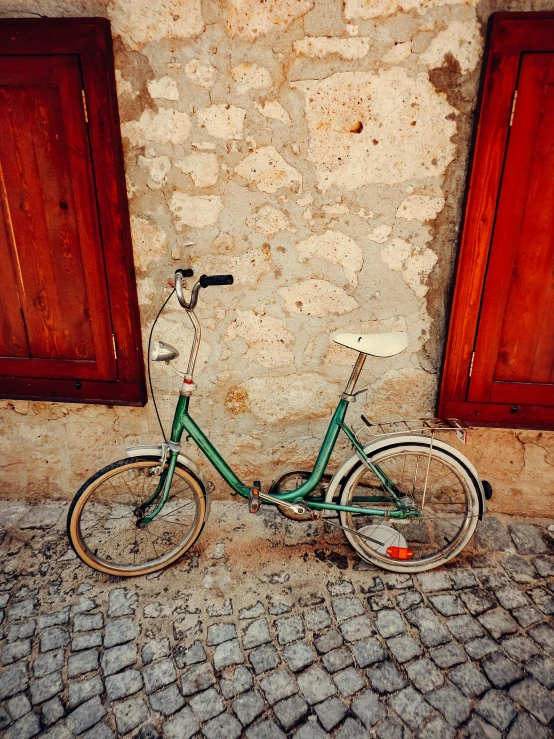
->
[[150, 340, 180, 363]]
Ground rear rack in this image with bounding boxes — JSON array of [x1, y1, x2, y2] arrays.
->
[[355, 416, 470, 444]]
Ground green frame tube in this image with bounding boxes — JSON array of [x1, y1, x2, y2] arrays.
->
[[170, 395, 350, 502], [157, 394, 405, 518]]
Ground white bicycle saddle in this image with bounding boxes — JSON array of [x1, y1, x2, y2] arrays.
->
[[333, 331, 408, 357]]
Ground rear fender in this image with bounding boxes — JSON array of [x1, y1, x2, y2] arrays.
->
[[125, 445, 211, 522], [325, 432, 486, 519]]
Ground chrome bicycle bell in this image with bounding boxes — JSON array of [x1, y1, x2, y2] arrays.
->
[[150, 341, 180, 363]]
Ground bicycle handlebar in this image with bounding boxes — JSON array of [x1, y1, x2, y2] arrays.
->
[[199, 274, 234, 288], [174, 270, 234, 310], [175, 268, 194, 280]]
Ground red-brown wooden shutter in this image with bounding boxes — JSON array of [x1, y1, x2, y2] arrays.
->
[[438, 13, 554, 429], [0, 19, 145, 406]]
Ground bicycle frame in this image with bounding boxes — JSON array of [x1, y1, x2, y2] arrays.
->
[[138, 391, 416, 525], [138, 287, 418, 526]]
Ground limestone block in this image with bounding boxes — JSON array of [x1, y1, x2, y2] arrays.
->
[[365, 367, 436, 421], [136, 277, 156, 305], [325, 342, 361, 366], [225, 0, 314, 40], [212, 233, 238, 253], [147, 77, 179, 100], [295, 230, 363, 286], [115, 70, 135, 98], [213, 433, 262, 456], [256, 101, 291, 124], [138, 155, 171, 190], [380, 238, 437, 298], [396, 194, 445, 222], [193, 245, 271, 286], [419, 19, 482, 75], [294, 37, 370, 59], [279, 280, 358, 317], [197, 105, 246, 140], [292, 68, 456, 192], [235, 146, 302, 194], [240, 373, 338, 423], [185, 59, 217, 89], [108, 0, 204, 48], [121, 108, 191, 147], [226, 310, 294, 368], [383, 41, 412, 64], [176, 153, 219, 187], [130, 217, 167, 270], [231, 64, 272, 94], [343, 0, 476, 21], [460, 429, 554, 517], [169, 193, 224, 230], [322, 203, 349, 215], [367, 225, 392, 244], [246, 206, 289, 236]]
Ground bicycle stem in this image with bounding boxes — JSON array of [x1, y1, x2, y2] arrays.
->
[[184, 309, 201, 382]]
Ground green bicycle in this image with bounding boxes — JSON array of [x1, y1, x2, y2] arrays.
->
[[67, 269, 491, 577]]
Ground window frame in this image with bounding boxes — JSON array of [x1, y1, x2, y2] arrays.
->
[[0, 18, 146, 406]]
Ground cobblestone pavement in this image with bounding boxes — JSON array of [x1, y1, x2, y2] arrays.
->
[[1, 500, 554, 739]]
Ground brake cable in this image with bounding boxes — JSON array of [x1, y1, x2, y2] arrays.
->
[[147, 289, 175, 444]]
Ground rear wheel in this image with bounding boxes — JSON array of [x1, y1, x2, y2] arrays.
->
[[67, 456, 206, 577], [339, 441, 480, 572]]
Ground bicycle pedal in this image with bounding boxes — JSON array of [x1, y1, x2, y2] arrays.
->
[[248, 481, 261, 514]]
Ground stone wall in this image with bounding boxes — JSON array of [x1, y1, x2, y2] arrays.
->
[[1, 0, 554, 516]]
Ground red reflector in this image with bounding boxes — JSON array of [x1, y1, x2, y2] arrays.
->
[[386, 546, 413, 560]]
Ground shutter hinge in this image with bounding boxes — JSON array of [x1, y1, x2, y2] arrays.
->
[[469, 351, 475, 377], [112, 334, 117, 359], [509, 89, 518, 127], [81, 89, 89, 123]]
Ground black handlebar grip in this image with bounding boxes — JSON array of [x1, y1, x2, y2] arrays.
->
[[175, 268, 194, 278], [199, 274, 234, 288]]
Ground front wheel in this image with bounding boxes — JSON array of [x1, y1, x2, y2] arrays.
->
[[339, 441, 480, 572], [67, 456, 206, 577]]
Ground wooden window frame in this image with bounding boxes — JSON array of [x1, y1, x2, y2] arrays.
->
[[438, 12, 554, 430], [0, 18, 146, 406]]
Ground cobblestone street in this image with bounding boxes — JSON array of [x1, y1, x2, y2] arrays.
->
[[1, 501, 554, 739]]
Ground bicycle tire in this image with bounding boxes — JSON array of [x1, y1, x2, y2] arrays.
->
[[339, 440, 480, 572], [67, 456, 206, 577]]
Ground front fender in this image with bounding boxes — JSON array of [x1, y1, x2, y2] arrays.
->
[[325, 432, 486, 518], [125, 445, 211, 522]]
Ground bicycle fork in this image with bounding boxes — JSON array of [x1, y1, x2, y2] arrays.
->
[[135, 451, 179, 526]]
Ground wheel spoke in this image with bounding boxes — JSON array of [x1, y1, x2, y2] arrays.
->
[[341, 447, 476, 569], [71, 461, 203, 575]]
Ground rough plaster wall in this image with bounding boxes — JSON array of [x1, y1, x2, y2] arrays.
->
[[1, 0, 554, 516]]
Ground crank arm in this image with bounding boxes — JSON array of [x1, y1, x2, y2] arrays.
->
[[259, 492, 307, 516]]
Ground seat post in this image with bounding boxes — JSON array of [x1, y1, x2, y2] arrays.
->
[[343, 353, 367, 396]]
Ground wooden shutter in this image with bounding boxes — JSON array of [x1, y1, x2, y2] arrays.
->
[[0, 19, 145, 406], [438, 13, 554, 429]]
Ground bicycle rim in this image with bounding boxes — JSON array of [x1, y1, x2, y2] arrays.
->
[[68, 458, 205, 576], [340, 443, 479, 571]]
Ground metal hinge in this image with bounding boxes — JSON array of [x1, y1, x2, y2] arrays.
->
[[81, 89, 89, 123], [509, 89, 518, 127], [469, 351, 475, 377], [112, 334, 117, 359]]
